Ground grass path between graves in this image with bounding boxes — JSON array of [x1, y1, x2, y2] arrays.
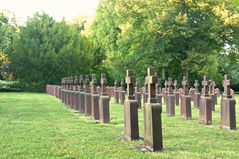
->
[[0, 92, 239, 159]]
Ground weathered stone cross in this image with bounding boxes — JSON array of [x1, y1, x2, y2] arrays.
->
[[125, 70, 135, 100], [101, 73, 107, 95], [222, 74, 231, 98], [194, 80, 199, 93], [92, 74, 97, 94], [168, 77, 174, 94], [202, 75, 209, 97], [182, 76, 189, 95], [146, 68, 157, 103]]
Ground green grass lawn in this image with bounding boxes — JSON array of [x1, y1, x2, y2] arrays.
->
[[0, 92, 238, 158]]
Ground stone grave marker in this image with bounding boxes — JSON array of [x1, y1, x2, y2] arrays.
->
[[220, 75, 236, 130], [120, 79, 126, 105], [194, 80, 200, 108], [124, 70, 139, 141], [163, 80, 168, 104], [84, 75, 91, 116], [74, 76, 80, 110], [91, 74, 100, 120], [144, 67, 163, 152], [209, 80, 216, 111], [99, 73, 110, 123], [199, 76, 212, 125], [79, 75, 85, 113], [174, 80, 179, 106], [181, 76, 192, 120], [166, 77, 175, 116]]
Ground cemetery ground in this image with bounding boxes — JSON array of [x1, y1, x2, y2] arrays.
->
[[0, 93, 238, 158]]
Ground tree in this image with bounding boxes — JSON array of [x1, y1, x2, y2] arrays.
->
[[90, 0, 239, 87], [9, 13, 96, 91]]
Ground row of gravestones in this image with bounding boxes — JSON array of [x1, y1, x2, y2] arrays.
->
[[46, 74, 110, 123], [46, 68, 237, 152], [46, 69, 163, 151], [113, 72, 236, 130]]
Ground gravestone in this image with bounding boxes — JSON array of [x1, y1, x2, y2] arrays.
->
[[181, 76, 192, 120], [199, 76, 212, 125], [209, 80, 216, 111], [74, 76, 80, 110], [84, 75, 91, 116], [79, 75, 85, 113], [220, 75, 236, 130], [120, 79, 126, 105], [99, 73, 110, 123], [135, 80, 142, 108], [166, 77, 175, 116], [91, 74, 100, 120], [114, 80, 119, 104], [156, 78, 162, 105], [143, 78, 148, 107], [174, 80, 179, 106], [124, 70, 139, 141], [194, 80, 200, 108], [144, 68, 163, 152]]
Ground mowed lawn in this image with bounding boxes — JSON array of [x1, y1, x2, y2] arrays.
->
[[0, 93, 239, 158]]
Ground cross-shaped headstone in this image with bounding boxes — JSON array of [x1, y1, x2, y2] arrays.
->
[[92, 74, 97, 94], [202, 75, 209, 96], [194, 80, 199, 93], [174, 80, 178, 92], [146, 68, 157, 103], [182, 76, 189, 95], [125, 70, 135, 100], [222, 74, 231, 98], [101, 73, 107, 95], [167, 77, 174, 94]]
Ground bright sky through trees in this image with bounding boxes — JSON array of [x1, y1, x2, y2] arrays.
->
[[0, 0, 99, 24]]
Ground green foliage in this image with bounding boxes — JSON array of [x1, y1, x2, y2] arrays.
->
[[90, 0, 239, 87], [9, 13, 99, 91], [0, 80, 22, 92]]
